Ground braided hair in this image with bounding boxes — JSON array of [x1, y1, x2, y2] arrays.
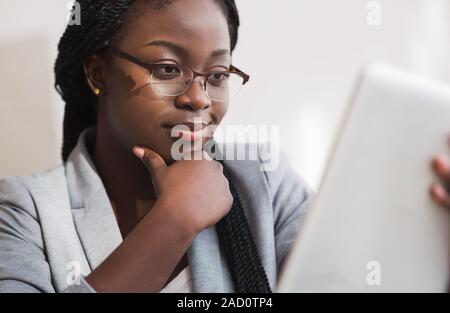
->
[[55, 0, 272, 293]]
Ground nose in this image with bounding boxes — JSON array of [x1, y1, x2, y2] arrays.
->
[[175, 77, 211, 111]]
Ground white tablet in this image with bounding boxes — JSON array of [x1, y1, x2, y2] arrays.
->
[[277, 63, 450, 292]]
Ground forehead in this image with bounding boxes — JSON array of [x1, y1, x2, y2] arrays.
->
[[114, 0, 231, 55]]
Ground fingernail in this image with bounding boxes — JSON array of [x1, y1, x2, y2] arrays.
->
[[432, 184, 447, 198], [432, 157, 443, 171], [431, 156, 439, 168], [437, 155, 448, 163], [133, 146, 145, 159], [439, 156, 449, 170]]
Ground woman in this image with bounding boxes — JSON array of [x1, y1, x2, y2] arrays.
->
[[0, 0, 448, 293]]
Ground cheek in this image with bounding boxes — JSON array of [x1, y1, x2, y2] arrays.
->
[[103, 66, 168, 146], [106, 64, 152, 100], [104, 88, 172, 152], [114, 99, 159, 128], [214, 101, 229, 124]]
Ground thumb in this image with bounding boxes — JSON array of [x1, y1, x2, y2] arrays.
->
[[133, 145, 167, 179]]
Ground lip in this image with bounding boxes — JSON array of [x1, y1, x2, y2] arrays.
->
[[162, 118, 213, 130], [167, 122, 210, 131], [162, 121, 214, 141]]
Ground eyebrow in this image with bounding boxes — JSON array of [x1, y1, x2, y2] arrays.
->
[[145, 40, 230, 58]]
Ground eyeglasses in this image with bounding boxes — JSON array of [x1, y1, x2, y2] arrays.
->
[[110, 47, 250, 102]]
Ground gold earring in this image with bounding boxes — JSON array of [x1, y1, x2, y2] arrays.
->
[[94, 88, 101, 95]]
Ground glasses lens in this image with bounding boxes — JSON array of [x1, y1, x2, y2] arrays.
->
[[206, 72, 244, 101], [150, 65, 193, 96]]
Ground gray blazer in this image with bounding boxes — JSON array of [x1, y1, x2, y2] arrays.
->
[[0, 127, 315, 293]]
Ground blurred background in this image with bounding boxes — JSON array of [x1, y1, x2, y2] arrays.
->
[[0, 0, 449, 190]]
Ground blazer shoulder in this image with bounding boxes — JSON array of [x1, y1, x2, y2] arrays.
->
[[0, 166, 67, 293], [0, 165, 66, 218]]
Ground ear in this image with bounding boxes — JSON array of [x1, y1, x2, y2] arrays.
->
[[83, 54, 107, 95]]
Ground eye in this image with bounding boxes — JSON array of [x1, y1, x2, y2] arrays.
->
[[209, 72, 229, 85], [152, 64, 182, 80]]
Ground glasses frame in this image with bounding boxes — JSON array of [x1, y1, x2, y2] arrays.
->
[[110, 47, 250, 101]]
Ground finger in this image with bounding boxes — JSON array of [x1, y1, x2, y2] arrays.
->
[[178, 149, 203, 161], [430, 183, 450, 209], [181, 148, 212, 161], [431, 155, 450, 183], [202, 150, 213, 161], [133, 146, 167, 178]]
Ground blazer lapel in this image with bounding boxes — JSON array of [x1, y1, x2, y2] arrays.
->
[[66, 127, 123, 272], [187, 225, 234, 292], [71, 190, 123, 271]]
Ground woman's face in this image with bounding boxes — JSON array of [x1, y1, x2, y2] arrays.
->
[[91, 0, 231, 164]]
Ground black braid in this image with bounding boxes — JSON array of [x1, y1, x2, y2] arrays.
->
[[56, 0, 136, 161], [55, 0, 271, 293], [218, 156, 272, 293]]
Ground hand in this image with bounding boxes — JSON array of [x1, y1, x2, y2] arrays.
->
[[430, 140, 450, 210], [133, 146, 233, 236]]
